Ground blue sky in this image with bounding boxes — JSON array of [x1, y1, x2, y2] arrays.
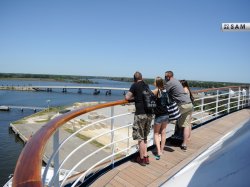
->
[[0, 0, 249, 83]]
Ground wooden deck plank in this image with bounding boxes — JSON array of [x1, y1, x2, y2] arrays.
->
[[109, 178, 125, 187], [90, 169, 120, 187], [122, 166, 153, 184], [92, 109, 250, 187], [117, 172, 145, 187], [130, 164, 158, 180], [105, 183, 114, 187], [116, 160, 133, 171], [130, 163, 162, 177], [121, 167, 151, 185], [114, 176, 135, 187]]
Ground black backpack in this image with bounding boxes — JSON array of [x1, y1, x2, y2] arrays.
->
[[142, 82, 157, 114]]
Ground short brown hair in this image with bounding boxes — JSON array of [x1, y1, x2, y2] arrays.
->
[[165, 71, 174, 78]]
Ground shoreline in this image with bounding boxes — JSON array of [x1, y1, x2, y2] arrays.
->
[[0, 77, 96, 84]]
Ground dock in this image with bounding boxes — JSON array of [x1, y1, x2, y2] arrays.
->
[[90, 108, 250, 187]]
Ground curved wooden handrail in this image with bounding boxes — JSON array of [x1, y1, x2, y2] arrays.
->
[[12, 99, 128, 187]]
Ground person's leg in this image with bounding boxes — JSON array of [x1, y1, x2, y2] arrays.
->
[[160, 122, 167, 154], [138, 140, 146, 159], [187, 124, 192, 142], [183, 126, 190, 146], [187, 112, 193, 141], [154, 124, 161, 155], [143, 114, 153, 163], [143, 139, 148, 157], [180, 104, 193, 149], [176, 106, 186, 138], [135, 140, 146, 166]]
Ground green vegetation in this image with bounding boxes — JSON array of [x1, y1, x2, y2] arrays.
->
[[107, 77, 250, 88], [1, 73, 249, 88], [0, 73, 96, 84]]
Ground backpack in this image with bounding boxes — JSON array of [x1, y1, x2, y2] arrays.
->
[[159, 89, 169, 107], [142, 82, 157, 114]]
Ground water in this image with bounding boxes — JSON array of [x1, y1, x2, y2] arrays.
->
[[0, 79, 131, 186]]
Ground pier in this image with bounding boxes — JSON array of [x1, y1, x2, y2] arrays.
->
[[0, 105, 46, 112]]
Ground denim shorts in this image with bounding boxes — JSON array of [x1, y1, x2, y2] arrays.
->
[[154, 115, 169, 124]]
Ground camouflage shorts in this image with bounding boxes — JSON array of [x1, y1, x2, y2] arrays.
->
[[132, 114, 153, 140]]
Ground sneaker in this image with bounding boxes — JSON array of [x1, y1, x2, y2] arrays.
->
[[144, 156, 150, 164], [135, 156, 146, 166], [180, 145, 187, 151], [155, 155, 160, 160]]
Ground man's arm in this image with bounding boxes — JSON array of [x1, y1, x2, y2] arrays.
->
[[125, 91, 134, 101]]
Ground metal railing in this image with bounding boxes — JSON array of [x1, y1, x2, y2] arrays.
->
[[12, 86, 250, 187]]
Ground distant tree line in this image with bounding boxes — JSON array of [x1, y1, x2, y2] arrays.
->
[[0, 73, 249, 88], [106, 77, 249, 88], [0, 73, 96, 84]]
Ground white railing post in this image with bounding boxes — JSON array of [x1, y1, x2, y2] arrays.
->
[[53, 129, 60, 187], [110, 106, 115, 168], [248, 86, 250, 107], [127, 126, 130, 156], [237, 87, 241, 110], [215, 90, 219, 117], [201, 92, 204, 123], [228, 88, 231, 113], [242, 88, 246, 108]]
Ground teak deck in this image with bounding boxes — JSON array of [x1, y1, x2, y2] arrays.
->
[[91, 109, 250, 187]]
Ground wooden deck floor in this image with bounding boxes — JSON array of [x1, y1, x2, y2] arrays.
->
[[91, 109, 250, 187]]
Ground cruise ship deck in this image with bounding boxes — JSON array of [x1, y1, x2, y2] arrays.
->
[[91, 109, 250, 187]]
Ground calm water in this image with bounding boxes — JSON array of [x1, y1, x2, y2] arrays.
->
[[0, 79, 131, 186]]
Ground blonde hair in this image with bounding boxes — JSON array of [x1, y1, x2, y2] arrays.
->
[[155, 76, 164, 89]]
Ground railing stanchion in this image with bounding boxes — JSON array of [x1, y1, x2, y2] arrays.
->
[[53, 129, 60, 187], [216, 90, 219, 117], [110, 106, 115, 168], [127, 126, 130, 156], [201, 92, 204, 123], [249, 86, 250, 107], [242, 88, 246, 108], [228, 88, 231, 113], [238, 87, 241, 110]]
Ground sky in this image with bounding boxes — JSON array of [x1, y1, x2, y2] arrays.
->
[[0, 0, 250, 83]]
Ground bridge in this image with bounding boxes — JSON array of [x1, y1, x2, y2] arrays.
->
[[10, 85, 250, 186], [0, 85, 129, 94]]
